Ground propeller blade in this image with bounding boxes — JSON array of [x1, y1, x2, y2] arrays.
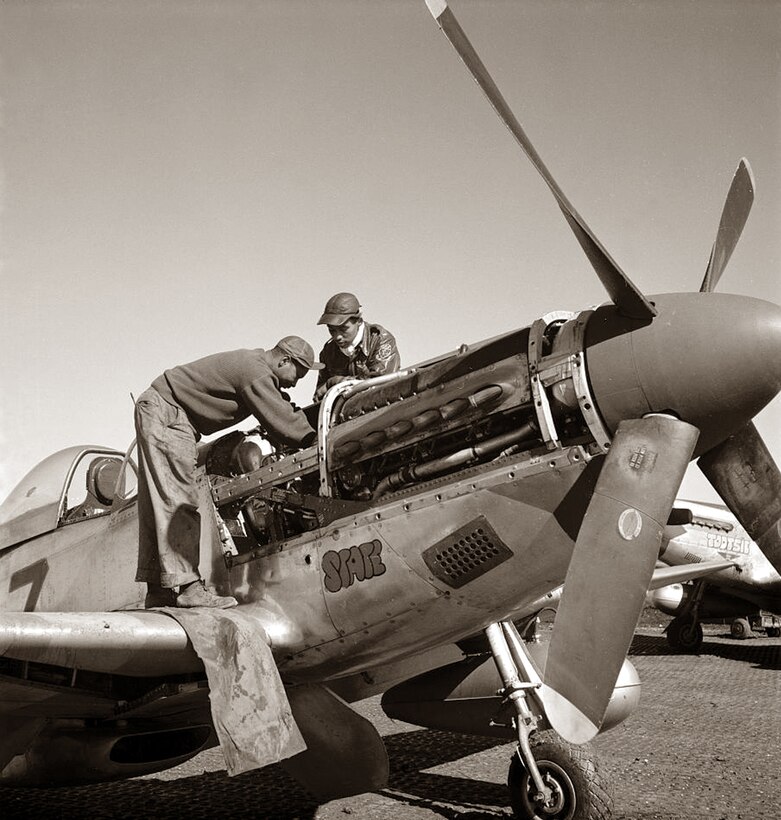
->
[[540, 415, 699, 743], [425, 0, 656, 321], [698, 421, 781, 575], [699, 158, 755, 293]]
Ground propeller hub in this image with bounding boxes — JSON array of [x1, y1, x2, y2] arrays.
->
[[584, 292, 781, 456]]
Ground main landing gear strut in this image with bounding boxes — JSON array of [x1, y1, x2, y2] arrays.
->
[[485, 622, 613, 820]]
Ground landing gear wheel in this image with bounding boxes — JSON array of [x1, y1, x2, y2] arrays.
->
[[507, 731, 613, 820], [730, 617, 753, 639], [667, 616, 703, 653]]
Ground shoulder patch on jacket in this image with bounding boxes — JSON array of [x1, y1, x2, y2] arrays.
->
[[376, 342, 394, 361]]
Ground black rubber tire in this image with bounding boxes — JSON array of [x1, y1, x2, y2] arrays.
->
[[508, 731, 613, 820], [667, 616, 703, 653], [765, 626, 780, 638], [730, 617, 752, 639], [666, 617, 682, 650]]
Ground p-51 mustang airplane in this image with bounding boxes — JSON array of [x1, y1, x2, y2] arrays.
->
[[648, 499, 781, 652], [2, 2, 781, 819]]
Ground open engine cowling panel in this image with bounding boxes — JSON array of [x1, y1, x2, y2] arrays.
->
[[207, 316, 606, 567]]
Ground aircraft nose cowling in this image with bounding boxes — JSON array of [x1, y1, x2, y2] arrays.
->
[[584, 292, 781, 456]]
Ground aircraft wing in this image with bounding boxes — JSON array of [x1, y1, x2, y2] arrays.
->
[[0, 610, 203, 676], [498, 559, 736, 626], [0, 607, 307, 774], [0, 611, 217, 778], [648, 559, 737, 590], [0, 607, 387, 797]]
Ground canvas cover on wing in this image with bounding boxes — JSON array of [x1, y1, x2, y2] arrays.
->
[[160, 607, 306, 775]]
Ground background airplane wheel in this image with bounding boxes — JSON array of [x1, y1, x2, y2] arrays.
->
[[678, 618, 702, 652], [507, 731, 613, 820], [667, 616, 703, 653], [666, 617, 682, 650], [730, 617, 753, 639]]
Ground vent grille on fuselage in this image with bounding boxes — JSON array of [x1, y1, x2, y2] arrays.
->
[[423, 515, 512, 588]]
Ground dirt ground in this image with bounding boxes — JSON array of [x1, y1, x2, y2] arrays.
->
[[1, 611, 779, 819]]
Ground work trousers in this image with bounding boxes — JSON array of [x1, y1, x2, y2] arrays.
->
[[134, 387, 202, 588]]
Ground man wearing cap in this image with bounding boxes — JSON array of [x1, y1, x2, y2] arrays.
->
[[314, 292, 400, 401], [135, 336, 324, 608]]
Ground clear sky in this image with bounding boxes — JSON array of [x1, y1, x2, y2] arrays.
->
[[1, 0, 779, 505]]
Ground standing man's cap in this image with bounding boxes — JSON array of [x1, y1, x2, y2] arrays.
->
[[276, 336, 325, 370], [318, 292, 362, 326]]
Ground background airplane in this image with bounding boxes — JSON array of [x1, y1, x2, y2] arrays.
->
[[649, 499, 781, 651], [1, 3, 780, 820]]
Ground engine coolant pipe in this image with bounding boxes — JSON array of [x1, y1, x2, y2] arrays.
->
[[372, 419, 538, 498]]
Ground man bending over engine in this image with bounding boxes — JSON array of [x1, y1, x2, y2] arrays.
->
[[135, 337, 324, 608]]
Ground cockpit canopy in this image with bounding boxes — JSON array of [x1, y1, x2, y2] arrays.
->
[[0, 446, 134, 550]]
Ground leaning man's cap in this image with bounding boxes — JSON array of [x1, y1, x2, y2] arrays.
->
[[276, 336, 325, 370], [318, 292, 362, 325]]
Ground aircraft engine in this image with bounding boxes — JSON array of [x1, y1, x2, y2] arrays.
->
[[0, 720, 215, 787], [209, 328, 557, 559], [380, 644, 641, 741]]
